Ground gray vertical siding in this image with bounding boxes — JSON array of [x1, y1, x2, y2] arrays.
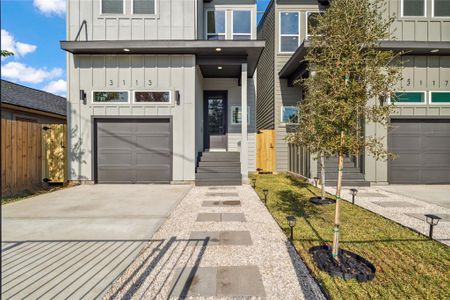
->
[[67, 0, 196, 41], [256, 2, 275, 130]]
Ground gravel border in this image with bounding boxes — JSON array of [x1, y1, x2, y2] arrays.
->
[[104, 185, 326, 299]]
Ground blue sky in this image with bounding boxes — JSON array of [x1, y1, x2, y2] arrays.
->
[[1, 0, 270, 96]]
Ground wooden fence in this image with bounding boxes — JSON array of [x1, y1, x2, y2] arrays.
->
[[1, 119, 66, 197], [256, 129, 275, 173]]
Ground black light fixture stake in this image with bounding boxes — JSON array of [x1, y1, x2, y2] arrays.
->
[[286, 215, 296, 241], [252, 178, 257, 188], [262, 189, 269, 204], [425, 214, 441, 239], [350, 188, 358, 205]]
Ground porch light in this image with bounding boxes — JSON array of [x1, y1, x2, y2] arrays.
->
[[313, 177, 319, 187], [123, 48, 130, 52], [430, 49, 439, 53], [350, 188, 358, 205], [218, 66, 223, 70], [286, 215, 296, 241], [262, 189, 269, 204], [216, 47, 222, 52], [425, 214, 441, 239]]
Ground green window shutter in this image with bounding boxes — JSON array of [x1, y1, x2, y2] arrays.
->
[[431, 92, 450, 103], [394, 92, 424, 103]]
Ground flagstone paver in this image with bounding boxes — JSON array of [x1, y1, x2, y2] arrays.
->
[[104, 185, 325, 299]]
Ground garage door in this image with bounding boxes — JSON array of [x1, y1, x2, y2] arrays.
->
[[95, 119, 171, 183], [388, 119, 450, 184]]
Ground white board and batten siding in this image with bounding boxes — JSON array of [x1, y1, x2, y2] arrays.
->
[[67, 54, 197, 182]]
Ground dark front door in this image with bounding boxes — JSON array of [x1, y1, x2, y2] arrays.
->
[[204, 91, 227, 150]]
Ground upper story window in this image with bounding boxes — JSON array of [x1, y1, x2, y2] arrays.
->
[[233, 10, 252, 40], [101, 0, 124, 14], [280, 12, 300, 53], [433, 0, 450, 17], [401, 0, 426, 17], [132, 0, 156, 15], [206, 10, 226, 40], [306, 12, 323, 38]]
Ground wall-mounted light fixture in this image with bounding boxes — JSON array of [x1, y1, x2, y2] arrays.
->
[[80, 89, 87, 105], [175, 90, 180, 105]]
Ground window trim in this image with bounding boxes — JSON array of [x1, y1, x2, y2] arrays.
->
[[230, 105, 251, 125], [133, 90, 173, 105], [431, 0, 450, 18], [429, 91, 450, 105], [131, 0, 158, 16], [280, 105, 299, 124], [400, 0, 427, 18], [231, 9, 253, 40], [100, 0, 126, 16], [279, 11, 301, 54], [205, 9, 227, 40], [388, 91, 427, 105], [92, 90, 131, 105]]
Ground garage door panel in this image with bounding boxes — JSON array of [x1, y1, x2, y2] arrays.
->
[[96, 119, 172, 183], [389, 119, 450, 184]]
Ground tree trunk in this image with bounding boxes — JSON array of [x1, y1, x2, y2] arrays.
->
[[332, 131, 345, 262], [320, 155, 326, 200]]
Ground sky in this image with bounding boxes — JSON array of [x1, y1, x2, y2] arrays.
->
[[1, 0, 271, 97]]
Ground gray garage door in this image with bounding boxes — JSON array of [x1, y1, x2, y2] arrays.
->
[[388, 119, 450, 184], [95, 119, 171, 183]]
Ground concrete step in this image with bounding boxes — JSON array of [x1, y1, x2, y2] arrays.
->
[[323, 167, 363, 173], [323, 161, 356, 168], [323, 172, 366, 180], [196, 172, 242, 180], [198, 161, 241, 167], [196, 180, 242, 186], [200, 152, 240, 161], [325, 180, 371, 187], [197, 166, 241, 173]]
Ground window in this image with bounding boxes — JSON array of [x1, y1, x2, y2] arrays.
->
[[281, 106, 299, 123], [101, 0, 124, 14], [401, 0, 426, 17], [306, 12, 323, 38], [233, 11, 251, 40], [433, 0, 450, 17], [206, 10, 226, 40], [430, 91, 450, 103], [231, 106, 250, 124], [133, 0, 155, 14], [280, 12, 300, 53], [392, 92, 426, 104], [134, 91, 171, 103], [93, 91, 129, 103]]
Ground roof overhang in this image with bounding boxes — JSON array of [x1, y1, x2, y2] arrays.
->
[[279, 40, 450, 86], [60, 40, 265, 78]]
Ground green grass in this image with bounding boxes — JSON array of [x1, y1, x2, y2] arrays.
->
[[251, 173, 450, 300], [1, 186, 63, 205]]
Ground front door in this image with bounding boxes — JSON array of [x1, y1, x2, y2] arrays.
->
[[204, 91, 227, 150]]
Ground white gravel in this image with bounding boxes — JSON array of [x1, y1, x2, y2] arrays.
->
[[325, 186, 450, 246], [104, 185, 325, 300]]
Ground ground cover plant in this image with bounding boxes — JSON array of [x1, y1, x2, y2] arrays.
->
[[252, 173, 450, 299]]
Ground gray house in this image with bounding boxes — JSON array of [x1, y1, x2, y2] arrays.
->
[[61, 0, 264, 185], [257, 0, 450, 185]]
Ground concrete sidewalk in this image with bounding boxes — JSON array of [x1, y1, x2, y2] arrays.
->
[[325, 185, 450, 246], [105, 185, 325, 299]]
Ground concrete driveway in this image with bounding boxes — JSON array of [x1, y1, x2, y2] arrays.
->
[[1, 184, 191, 299], [377, 185, 450, 209]]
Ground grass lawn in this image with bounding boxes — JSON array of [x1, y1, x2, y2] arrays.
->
[[1, 186, 64, 205], [251, 173, 450, 300]]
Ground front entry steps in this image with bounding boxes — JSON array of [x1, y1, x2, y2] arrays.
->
[[320, 157, 370, 187], [196, 152, 242, 186]]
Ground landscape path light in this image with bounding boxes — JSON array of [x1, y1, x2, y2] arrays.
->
[[425, 214, 441, 239], [252, 178, 257, 188], [350, 188, 358, 205], [286, 215, 297, 241], [262, 189, 269, 204]]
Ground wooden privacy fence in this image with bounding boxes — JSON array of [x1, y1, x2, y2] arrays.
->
[[256, 129, 275, 173], [1, 119, 66, 197]]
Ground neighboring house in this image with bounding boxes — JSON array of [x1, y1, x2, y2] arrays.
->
[[1, 80, 67, 196], [257, 0, 450, 185], [61, 0, 264, 185]]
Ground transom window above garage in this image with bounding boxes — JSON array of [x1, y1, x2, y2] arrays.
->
[[401, 0, 426, 17], [134, 91, 171, 103], [93, 91, 129, 103], [430, 91, 450, 104], [392, 91, 426, 104]]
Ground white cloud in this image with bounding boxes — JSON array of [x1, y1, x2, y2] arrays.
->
[[1, 62, 63, 84], [43, 79, 67, 96], [33, 0, 66, 16], [1, 29, 37, 57]]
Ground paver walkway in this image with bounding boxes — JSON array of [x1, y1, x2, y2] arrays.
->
[[105, 185, 325, 299], [325, 186, 450, 246]]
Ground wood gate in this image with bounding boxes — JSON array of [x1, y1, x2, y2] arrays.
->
[[256, 129, 275, 173]]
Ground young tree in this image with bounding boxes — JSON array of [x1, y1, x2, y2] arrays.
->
[[292, 0, 401, 261]]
